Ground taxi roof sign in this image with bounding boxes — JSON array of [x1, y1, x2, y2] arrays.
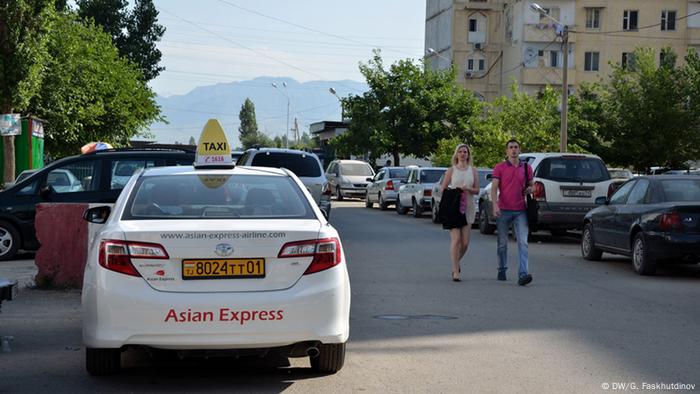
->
[[195, 119, 234, 169]]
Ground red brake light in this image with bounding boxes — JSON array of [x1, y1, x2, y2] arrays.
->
[[386, 180, 394, 190], [607, 183, 618, 199], [98, 240, 169, 277], [659, 212, 683, 232], [278, 238, 342, 275], [532, 181, 546, 201], [423, 189, 432, 197]]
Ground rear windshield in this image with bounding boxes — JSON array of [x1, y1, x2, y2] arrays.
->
[[123, 174, 316, 220], [660, 179, 700, 202], [340, 163, 374, 176], [250, 152, 321, 177], [388, 168, 409, 179], [420, 169, 445, 183], [535, 157, 610, 182], [478, 170, 492, 187]]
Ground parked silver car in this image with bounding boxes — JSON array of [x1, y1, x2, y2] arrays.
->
[[431, 168, 492, 225], [325, 159, 375, 200], [396, 167, 447, 217], [365, 166, 410, 210]]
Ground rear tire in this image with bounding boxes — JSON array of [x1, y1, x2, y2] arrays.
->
[[379, 194, 389, 210], [581, 223, 603, 261], [365, 193, 373, 208], [632, 232, 656, 275], [396, 198, 408, 215], [335, 187, 344, 201], [310, 343, 345, 374], [479, 204, 496, 235], [431, 199, 440, 223], [0, 220, 20, 261], [412, 199, 421, 218], [86, 347, 121, 376]]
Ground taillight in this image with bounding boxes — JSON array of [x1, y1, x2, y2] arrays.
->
[[423, 189, 432, 197], [385, 180, 394, 190], [98, 240, 169, 277], [532, 181, 546, 201], [608, 183, 618, 198], [278, 238, 342, 275], [659, 212, 683, 232]]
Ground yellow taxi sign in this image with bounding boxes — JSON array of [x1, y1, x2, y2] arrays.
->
[[195, 119, 233, 168]]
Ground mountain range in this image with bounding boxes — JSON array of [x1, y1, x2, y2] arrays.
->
[[148, 77, 368, 148]]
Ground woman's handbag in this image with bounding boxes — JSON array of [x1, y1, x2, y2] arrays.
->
[[524, 163, 539, 232]]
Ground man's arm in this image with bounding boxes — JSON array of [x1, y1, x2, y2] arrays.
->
[[491, 178, 500, 217]]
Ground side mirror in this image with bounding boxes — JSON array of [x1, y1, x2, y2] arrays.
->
[[39, 185, 54, 200], [366, 177, 373, 182], [486, 174, 493, 180], [595, 196, 608, 205], [83, 206, 111, 224]]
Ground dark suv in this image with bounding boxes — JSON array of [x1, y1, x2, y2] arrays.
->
[[0, 148, 195, 260]]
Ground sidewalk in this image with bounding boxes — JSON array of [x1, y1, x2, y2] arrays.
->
[[0, 254, 38, 289]]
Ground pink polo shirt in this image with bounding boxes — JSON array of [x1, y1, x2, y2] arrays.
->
[[492, 160, 533, 211]]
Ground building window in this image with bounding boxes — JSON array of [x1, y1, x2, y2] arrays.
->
[[586, 8, 601, 29], [584, 52, 599, 71], [623, 10, 638, 30], [467, 59, 474, 71], [469, 18, 477, 32], [478, 59, 485, 71], [622, 52, 636, 69], [549, 51, 559, 67], [661, 10, 676, 31]]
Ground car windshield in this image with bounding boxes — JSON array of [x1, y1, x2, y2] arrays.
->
[[536, 157, 610, 182], [419, 169, 445, 183], [340, 163, 373, 176], [388, 168, 409, 179], [250, 152, 321, 177], [660, 179, 700, 202], [124, 174, 316, 219]]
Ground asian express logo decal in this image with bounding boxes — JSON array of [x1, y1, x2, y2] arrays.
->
[[164, 308, 284, 325], [215, 243, 234, 257]]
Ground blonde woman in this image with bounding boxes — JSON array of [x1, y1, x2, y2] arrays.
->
[[440, 144, 480, 281]]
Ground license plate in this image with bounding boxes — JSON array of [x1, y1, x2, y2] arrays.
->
[[182, 259, 265, 279], [562, 189, 591, 198]]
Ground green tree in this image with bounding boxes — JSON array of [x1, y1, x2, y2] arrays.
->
[[238, 98, 259, 149], [188, 136, 195, 145], [432, 136, 462, 167], [0, 0, 54, 183], [77, 0, 164, 81], [334, 51, 482, 165], [27, 12, 162, 157]]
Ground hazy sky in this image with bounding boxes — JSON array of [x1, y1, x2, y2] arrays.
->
[[151, 0, 427, 97]]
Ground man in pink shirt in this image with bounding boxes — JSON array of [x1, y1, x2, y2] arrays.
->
[[491, 139, 534, 286]]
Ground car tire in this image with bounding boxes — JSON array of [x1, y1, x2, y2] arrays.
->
[[396, 198, 407, 215], [581, 223, 603, 261], [310, 343, 345, 374], [86, 347, 121, 375], [365, 193, 373, 208], [479, 203, 496, 235], [379, 193, 389, 210], [335, 187, 344, 201], [412, 199, 421, 218], [632, 232, 656, 275], [0, 220, 20, 261], [431, 199, 440, 223]]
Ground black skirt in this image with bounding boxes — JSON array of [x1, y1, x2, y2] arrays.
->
[[439, 188, 468, 229]]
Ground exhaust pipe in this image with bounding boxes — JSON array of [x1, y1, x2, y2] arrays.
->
[[306, 346, 320, 358]]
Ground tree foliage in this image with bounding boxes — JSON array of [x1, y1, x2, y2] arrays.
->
[[238, 98, 258, 149], [0, 0, 54, 182], [77, 0, 164, 81], [334, 50, 482, 166], [27, 12, 162, 157]]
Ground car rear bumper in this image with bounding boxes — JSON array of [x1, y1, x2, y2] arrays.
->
[[645, 232, 700, 261], [537, 203, 597, 230], [82, 265, 351, 349]]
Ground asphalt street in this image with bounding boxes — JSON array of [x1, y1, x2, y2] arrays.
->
[[0, 200, 698, 393]]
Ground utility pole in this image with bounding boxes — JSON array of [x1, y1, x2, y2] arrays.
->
[[560, 25, 569, 153]]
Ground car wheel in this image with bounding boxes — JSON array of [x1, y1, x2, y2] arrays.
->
[[0, 220, 20, 261], [335, 187, 344, 201], [581, 223, 603, 261], [632, 232, 656, 275], [365, 193, 373, 208], [412, 198, 421, 218], [86, 347, 121, 375], [379, 193, 389, 210], [431, 199, 439, 223], [396, 198, 407, 215], [479, 203, 496, 235], [310, 343, 346, 374]]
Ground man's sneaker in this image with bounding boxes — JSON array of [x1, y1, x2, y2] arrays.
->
[[518, 274, 533, 286], [497, 271, 506, 281]]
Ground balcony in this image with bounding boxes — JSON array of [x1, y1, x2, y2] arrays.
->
[[520, 67, 576, 86], [523, 24, 576, 43]]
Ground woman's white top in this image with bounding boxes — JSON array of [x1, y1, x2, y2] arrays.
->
[[449, 165, 476, 224]]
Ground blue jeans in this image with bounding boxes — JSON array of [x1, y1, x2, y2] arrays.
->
[[496, 210, 529, 279]]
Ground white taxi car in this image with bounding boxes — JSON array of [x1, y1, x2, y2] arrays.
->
[[81, 164, 350, 375]]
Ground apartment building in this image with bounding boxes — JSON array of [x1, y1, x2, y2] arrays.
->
[[426, 0, 700, 101]]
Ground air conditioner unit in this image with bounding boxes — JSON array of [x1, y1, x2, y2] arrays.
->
[[474, 42, 483, 50], [465, 72, 473, 79]]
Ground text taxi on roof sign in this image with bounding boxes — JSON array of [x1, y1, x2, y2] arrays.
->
[[81, 119, 351, 376]]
